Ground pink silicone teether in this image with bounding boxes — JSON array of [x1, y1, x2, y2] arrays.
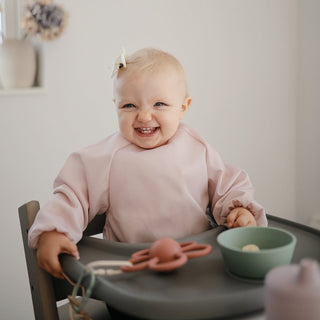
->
[[121, 237, 212, 272]]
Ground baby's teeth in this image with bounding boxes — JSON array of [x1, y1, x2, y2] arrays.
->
[[140, 128, 153, 133]]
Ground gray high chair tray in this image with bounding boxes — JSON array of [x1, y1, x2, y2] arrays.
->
[[60, 215, 320, 320]]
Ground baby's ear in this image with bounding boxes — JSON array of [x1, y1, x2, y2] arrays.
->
[[180, 96, 192, 118]]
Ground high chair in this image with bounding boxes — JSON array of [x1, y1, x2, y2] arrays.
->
[[19, 201, 320, 320], [19, 200, 111, 320]]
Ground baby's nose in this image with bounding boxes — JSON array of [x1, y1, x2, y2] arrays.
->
[[137, 109, 153, 122]]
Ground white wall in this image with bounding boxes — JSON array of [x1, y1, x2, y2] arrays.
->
[[296, 0, 320, 226], [0, 0, 311, 318]]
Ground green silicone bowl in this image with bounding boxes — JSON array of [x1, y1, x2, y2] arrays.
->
[[217, 227, 296, 279]]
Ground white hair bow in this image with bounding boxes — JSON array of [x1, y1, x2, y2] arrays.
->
[[111, 47, 127, 78]]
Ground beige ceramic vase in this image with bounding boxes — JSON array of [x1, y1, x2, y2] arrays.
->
[[0, 38, 37, 88]]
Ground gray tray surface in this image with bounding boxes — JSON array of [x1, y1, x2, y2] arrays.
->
[[61, 215, 320, 320]]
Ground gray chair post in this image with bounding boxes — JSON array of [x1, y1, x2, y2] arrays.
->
[[19, 200, 60, 320]]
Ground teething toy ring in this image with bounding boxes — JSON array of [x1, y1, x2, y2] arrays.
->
[[121, 238, 212, 272]]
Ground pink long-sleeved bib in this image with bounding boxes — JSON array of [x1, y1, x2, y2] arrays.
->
[[28, 124, 267, 248]]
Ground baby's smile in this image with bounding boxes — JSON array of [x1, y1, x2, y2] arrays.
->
[[135, 126, 160, 137]]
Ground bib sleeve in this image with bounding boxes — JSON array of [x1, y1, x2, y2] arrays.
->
[[28, 133, 129, 248], [206, 146, 267, 227]]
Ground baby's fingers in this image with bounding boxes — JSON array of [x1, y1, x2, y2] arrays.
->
[[233, 214, 252, 227], [227, 208, 256, 228], [227, 210, 239, 228], [245, 218, 257, 227], [37, 249, 64, 278], [42, 242, 79, 278], [61, 240, 80, 260], [37, 231, 79, 279], [44, 256, 64, 279]]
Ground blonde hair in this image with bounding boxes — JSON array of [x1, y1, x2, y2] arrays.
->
[[115, 47, 189, 96]]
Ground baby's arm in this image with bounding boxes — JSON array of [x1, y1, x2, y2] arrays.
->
[[206, 145, 267, 227], [227, 207, 257, 228], [28, 138, 121, 277], [37, 230, 79, 279], [29, 141, 114, 250]]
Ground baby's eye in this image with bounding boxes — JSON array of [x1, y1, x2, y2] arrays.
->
[[154, 102, 167, 107], [122, 103, 136, 109]]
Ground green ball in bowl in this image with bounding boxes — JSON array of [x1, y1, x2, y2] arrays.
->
[[217, 227, 296, 279]]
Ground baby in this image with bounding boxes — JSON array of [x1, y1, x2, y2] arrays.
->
[[29, 47, 267, 278]]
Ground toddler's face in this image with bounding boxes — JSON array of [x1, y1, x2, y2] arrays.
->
[[113, 67, 191, 149]]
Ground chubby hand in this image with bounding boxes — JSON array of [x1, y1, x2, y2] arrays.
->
[[227, 207, 257, 228], [37, 230, 79, 279]]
